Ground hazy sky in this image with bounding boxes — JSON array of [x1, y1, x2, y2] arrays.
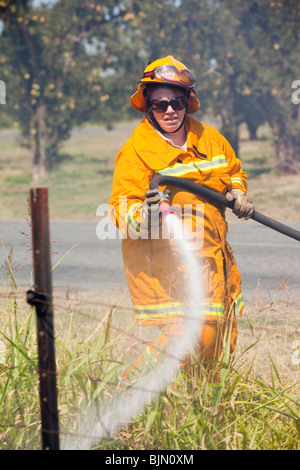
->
[[32, 0, 59, 7]]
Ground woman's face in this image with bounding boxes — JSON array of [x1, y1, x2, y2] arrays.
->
[[148, 86, 187, 134]]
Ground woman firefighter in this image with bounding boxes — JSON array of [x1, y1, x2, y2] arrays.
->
[[109, 56, 254, 382]]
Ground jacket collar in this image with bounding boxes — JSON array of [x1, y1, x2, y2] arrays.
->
[[131, 116, 204, 170]]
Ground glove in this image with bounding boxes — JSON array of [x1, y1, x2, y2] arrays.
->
[[225, 189, 254, 220], [142, 188, 171, 226]]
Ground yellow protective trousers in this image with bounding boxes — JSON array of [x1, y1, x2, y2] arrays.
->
[[144, 300, 238, 383]]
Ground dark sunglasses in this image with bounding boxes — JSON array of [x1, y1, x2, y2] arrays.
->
[[149, 96, 188, 113]]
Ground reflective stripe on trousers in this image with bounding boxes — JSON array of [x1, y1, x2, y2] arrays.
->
[[134, 301, 225, 323]]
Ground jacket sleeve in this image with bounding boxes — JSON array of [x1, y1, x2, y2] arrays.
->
[[109, 139, 153, 237], [219, 132, 248, 194]]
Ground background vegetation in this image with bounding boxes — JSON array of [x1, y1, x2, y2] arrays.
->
[[0, 0, 300, 181]]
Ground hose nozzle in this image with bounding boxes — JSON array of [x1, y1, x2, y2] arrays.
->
[[159, 199, 180, 224]]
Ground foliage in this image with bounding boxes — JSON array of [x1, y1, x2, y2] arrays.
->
[[0, 0, 300, 176], [0, 0, 129, 181], [103, 0, 300, 170], [160, 0, 300, 167], [235, 0, 300, 174]]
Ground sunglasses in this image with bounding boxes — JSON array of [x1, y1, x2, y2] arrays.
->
[[149, 96, 188, 113]]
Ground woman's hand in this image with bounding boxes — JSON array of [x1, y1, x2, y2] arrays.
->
[[225, 189, 254, 219], [142, 188, 171, 226]]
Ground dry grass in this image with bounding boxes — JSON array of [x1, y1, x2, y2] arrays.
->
[[236, 298, 300, 385], [50, 284, 300, 387], [0, 121, 139, 220], [0, 268, 299, 450], [245, 173, 300, 222]]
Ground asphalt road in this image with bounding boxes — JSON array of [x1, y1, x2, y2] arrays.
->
[[1, 219, 300, 304]]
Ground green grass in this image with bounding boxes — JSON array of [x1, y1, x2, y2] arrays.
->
[[0, 121, 139, 220], [239, 131, 274, 180]]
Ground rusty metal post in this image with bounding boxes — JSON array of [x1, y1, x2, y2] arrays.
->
[[27, 187, 60, 450]]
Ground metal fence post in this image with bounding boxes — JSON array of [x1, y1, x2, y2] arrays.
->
[[27, 187, 60, 450]]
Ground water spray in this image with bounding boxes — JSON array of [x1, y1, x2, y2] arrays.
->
[[62, 191, 204, 450]]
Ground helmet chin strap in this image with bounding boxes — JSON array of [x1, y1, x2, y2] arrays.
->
[[148, 110, 187, 135]]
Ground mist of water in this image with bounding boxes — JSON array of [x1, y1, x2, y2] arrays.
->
[[61, 213, 204, 450]]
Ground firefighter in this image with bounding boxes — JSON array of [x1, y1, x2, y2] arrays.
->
[[109, 56, 254, 382]]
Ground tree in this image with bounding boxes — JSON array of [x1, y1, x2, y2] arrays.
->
[[102, 0, 182, 120], [0, 0, 129, 181], [164, 0, 300, 171], [165, 0, 261, 156], [1, 0, 299, 177], [236, 0, 300, 174]]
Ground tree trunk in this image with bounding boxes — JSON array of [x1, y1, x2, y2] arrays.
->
[[247, 121, 259, 141], [258, 93, 300, 174], [31, 103, 49, 183], [273, 130, 300, 175], [221, 120, 240, 157], [220, 96, 241, 157]]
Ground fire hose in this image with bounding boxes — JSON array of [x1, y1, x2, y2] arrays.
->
[[150, 174, 300, 242]]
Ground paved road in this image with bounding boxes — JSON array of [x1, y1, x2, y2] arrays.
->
[[1, 219, 300, 304]]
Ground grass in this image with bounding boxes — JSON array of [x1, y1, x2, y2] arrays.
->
[[0, 122, 139, 220], [0, 257, 299, 450], [238, 128, 300, 222]]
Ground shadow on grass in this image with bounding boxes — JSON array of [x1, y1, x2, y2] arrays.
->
[[53, 152, 114, 167], [246, 166, 273, 179], [52, 152, 74, 165], [97, 168, 114, 177]]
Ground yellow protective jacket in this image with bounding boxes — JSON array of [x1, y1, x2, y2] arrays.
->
[[109, 116, 246, 326]]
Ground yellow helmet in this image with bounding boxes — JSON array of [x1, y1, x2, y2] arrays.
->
[[130, 55, 200, 114]]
